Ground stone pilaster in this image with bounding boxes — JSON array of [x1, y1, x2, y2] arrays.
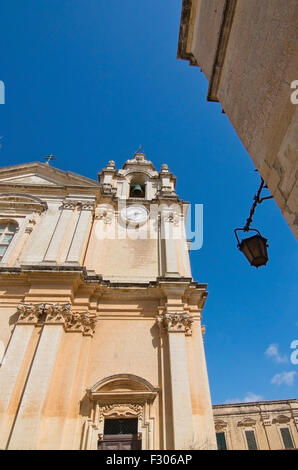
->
[[66, 203, 94, 264], [43, 206, 73, 262], [160, 210, 180, 277], [7, 323, 64, 449], [6, 301, 96, 449], [158, 311, 194, 449], [0, 319, 36, 448]]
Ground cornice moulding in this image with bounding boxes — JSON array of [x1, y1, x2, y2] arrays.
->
[[207, 0, 237, 102]]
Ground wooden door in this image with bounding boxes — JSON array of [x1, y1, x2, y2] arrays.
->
[[98, 418, 141, 450], [98, 434, 142, 450]]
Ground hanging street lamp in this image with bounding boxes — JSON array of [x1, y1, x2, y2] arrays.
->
[[234, 176, 273, 268]]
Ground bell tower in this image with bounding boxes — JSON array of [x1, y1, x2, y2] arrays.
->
[[82, 151, 216, 449], [85, 151, 192, 283]]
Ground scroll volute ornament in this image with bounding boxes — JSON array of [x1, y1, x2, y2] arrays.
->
[[99, 403, 143, 423]]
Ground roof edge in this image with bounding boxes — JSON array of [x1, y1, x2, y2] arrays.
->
[[177, 0, 198, 66]]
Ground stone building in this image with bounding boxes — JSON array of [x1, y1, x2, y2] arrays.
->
[[177, 0, 298, 238], [0, 154, 217, 450], [213, 399, 298, 450]]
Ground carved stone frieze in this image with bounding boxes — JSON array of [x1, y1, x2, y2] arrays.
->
[[99, 403, 143, 422], [16, 302, 96, 336], [61, 201, 95, 211], [81, 202, 95, 211], [61, 201, 79, 210]]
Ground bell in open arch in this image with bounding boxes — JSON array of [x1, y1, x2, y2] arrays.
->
[[130, 184, 144, 197]]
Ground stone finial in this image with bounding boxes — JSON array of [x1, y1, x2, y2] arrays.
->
[[107, 160, 115, 169], [121, 149, 155, 172], [161, 163, 169, 172], [134, 152, 145, 162]]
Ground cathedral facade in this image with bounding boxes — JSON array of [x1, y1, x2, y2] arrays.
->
[[0, 153, 216, 450]]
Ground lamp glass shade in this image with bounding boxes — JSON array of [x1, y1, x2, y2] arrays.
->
[[239, 234, 268, 267]]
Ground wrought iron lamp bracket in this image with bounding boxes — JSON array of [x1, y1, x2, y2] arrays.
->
[[241, 177, 273, 233]]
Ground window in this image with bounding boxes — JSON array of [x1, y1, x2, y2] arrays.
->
[[0, 221, 18, 261], [216, 432, 227, 450], [245, 430, 258, 450], [280, 427, 294, 449]]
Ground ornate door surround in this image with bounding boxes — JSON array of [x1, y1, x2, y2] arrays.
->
[[81, 374, 159, 450]]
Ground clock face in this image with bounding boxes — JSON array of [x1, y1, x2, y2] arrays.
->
[[121, 205, 148, 225]]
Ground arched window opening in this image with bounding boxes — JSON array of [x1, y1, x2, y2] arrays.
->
[[129, 174, 146, 198], [0, 221, 18, 261]]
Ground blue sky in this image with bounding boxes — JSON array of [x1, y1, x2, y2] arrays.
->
[[0, 0, 297, 404]]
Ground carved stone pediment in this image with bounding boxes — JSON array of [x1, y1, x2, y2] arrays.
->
[[272, 414, 291, 424], [215, 419, 228, 431], [0, 162, 100, 188], [238, 417, 257, 427], [87, 374, 159, 403], [0, 193, 47, 213]]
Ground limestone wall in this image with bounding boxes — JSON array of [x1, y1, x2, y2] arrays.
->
[[178, 0, 298, 237]]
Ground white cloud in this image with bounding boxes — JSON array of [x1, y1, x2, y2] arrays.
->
[[224, 398, 240, 404], [243, 392, 263, 402], [265, 343, 288, 363], [271, 371, 297, 386], [224, 392, 263, 404]]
